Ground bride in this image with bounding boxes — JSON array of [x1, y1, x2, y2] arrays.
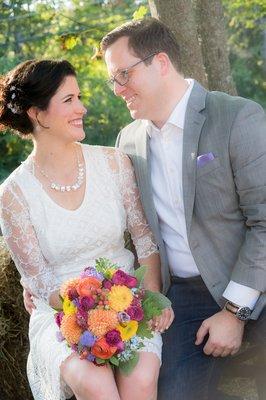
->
[[0, 59, 174, 400]]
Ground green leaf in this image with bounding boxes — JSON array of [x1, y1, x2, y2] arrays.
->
[[142, 291, 172, 320], [109, 356, 119, 367], [133, 6, 148, 21], [95, 357, 106, 365], [134, 265, 146, 286], [136, 321, 153, 339], [95, 258, 116, 275], [119, 352, 139, 375]]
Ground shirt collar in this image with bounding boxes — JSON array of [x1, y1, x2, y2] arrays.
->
[[146, 79, 194, 137]]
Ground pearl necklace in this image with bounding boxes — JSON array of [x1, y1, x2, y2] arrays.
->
[[33, 148, 85, 192]]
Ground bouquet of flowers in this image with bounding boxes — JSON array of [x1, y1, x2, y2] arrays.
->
[[55, 258, 171, 374]]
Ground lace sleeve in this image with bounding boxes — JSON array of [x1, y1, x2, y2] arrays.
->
[[116, 150, 158, 260], [0, 180, 59, 303]]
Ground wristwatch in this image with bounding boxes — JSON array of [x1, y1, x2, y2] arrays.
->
[[224, 301, 251, 321]]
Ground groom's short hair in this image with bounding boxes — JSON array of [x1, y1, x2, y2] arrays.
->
[[101, 18, 181, 72]]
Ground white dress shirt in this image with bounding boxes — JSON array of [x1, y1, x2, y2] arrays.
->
[[146, 79, 260, 309]]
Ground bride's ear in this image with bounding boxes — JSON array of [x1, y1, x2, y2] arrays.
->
[[27, 106, 39, 125], [27, 106, 49, 130]]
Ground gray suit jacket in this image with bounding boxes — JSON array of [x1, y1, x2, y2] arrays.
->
[[116, 81, 266, 319]]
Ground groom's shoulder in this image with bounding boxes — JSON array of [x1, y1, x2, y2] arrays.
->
[[120, 119, 144, 137], [206, 89, 264, 118], [116, 119, 145, 150]]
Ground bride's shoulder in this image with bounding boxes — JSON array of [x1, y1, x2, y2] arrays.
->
[[85, 144, 129, 162]]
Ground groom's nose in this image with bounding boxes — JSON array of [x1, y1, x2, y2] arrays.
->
[[113, 80, 126, 97]]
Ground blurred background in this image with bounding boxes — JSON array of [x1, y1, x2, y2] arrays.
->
[[0, 0, 265, 182]]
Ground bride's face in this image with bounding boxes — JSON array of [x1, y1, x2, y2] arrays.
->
[[37, 75, 87, 143]]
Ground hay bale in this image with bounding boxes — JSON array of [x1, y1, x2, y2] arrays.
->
[[0, 237, 33, 400]]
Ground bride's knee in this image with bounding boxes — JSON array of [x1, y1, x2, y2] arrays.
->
[[60, 357, 117, 399]]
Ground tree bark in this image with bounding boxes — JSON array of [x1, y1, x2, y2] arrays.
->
[[148, 0, 208, 87], [194, 0, 237, 94]]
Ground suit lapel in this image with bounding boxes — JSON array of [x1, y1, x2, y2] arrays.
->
[[134, 124, 162, 243], [183, 82, 207, 236]]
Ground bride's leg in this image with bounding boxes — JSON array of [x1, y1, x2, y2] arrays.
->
[[60, 354, 120, 400], [116, 352, 160, 400]]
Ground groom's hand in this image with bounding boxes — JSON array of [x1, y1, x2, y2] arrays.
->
[[195, 309, 245, 357]]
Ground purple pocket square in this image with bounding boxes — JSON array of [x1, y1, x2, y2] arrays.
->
[[197, 152, 215, 168]]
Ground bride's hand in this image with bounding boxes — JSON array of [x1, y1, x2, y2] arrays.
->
[[150, 307, 175, 333], [23, 288, 36, 315]]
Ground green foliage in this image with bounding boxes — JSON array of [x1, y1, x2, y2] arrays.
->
[[142, 290, 172, 321], [0, 0, 145, 181], [136, 320, 153, 339], [134, 265, 147, 285], [222, 0, 266, 107], [118, 351, 139, 375]]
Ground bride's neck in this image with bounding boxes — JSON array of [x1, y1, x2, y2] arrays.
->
[[32, 139, 79, 170]]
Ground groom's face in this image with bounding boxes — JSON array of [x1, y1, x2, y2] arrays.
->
[[104, 36, 161, 120]]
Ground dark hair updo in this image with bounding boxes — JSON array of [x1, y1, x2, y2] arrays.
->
[[0, 59, 76, 136]]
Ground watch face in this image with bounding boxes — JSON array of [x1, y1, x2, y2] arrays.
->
[[236, 307, 251, 321]]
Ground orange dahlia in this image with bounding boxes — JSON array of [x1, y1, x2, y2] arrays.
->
[[87, 309, 118, 337], [60, 314, 82, 345], [77, 277, 102, 297], [60, 277, 80, 298]]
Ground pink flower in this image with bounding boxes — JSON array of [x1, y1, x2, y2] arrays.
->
[[55, 311, 64, 327], [105, 329, 122, 346], [112, 270, 137, 288], [103, 279, 113, 290], [80, 296, 95, 311], [126, 305, 144, 321], [126, 276, 138, 288], [76, 309, 88, 329]]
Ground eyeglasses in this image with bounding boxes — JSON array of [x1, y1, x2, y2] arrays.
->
[[106, 53, 157, 89]]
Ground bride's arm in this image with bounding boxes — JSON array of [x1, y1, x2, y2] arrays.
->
[[116, 151, 174, 332], [0, 180, 61, 308], [116, 150, 161, 292]]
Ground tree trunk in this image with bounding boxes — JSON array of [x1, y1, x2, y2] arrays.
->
[[195, 0, 237, 94], [148, 0, 208, 87]]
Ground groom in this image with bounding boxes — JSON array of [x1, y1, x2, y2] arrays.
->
[[101, 18, 266, 399]]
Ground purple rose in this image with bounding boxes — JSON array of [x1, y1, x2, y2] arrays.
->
[[76, 309, 88, 329], [116, 341, 125, 352], [102, 279, 113, 290], [105, 329, 122, 346], [118, 311, 130, 323], [55, 311, 64, 327], [126, 306, 144, 321], [67, 287, 79, 300], [80, 296, 95, 311], [80, 267, 104, 281], [79, 331, 96, 347]]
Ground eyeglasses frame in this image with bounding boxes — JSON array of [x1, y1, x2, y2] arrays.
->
[[106, 52, 158, 88]]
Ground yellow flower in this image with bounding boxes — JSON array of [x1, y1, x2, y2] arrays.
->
[[117, 321, 138, 341], [108, 285, 133, 312], [63, 297, 77, 315]]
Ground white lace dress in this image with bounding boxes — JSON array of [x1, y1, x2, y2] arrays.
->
[[0, 144, 162, 400]]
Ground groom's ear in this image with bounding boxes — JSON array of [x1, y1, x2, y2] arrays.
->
[[154, 52, 171, 76]]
